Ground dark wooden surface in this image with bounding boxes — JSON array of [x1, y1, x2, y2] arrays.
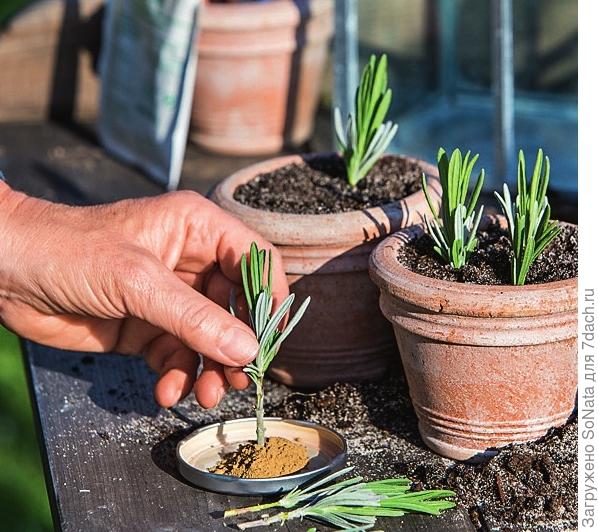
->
[[22, 343, 475, 532], [0, 121, 293, 202], [3, 122, 475, 531]]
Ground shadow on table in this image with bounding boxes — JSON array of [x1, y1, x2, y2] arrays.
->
[[150, 426, 197, 487], [28, 344, 161, 418]]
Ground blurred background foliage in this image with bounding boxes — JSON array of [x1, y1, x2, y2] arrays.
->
[[0, 326, 52, 531], [0, 0, 30, 25]]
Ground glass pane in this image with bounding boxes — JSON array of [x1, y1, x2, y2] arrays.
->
[[355, 0, 577, 198]]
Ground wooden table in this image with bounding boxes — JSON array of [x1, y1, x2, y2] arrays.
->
[[3, 122, 475, 531]]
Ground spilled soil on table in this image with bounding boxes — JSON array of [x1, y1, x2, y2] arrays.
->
[[267, 371, 577, 531], [233, 154, 423, 214]]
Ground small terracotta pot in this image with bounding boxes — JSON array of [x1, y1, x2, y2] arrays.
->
[[369, 219, 578, 461], [211, 153, 440, 388], [191, 0, 333, 155]]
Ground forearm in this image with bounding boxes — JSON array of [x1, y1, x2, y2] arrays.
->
[[0, 180, 32, 234], [0, 182, 64, 325], [0, 181, 29, 322], [0, 181, 17, 325], [0, 179, 13, 206]]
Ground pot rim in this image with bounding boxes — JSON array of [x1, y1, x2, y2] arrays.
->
[[201, 0, 334, 31], [210, 152, 440, 247], [369, 216, 578, 317]]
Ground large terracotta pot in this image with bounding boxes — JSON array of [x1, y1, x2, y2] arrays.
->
[[190, 0, 333, 155], [211, 153, 440, 388], [369, 220, 578, 461]]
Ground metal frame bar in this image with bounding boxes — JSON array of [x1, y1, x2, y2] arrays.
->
[[333, 0, 359, 139], [439, 0, 457, 98], [492, 0, 516, 188]]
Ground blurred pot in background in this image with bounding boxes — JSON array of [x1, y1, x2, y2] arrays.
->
[[190, 0, 333, 155]]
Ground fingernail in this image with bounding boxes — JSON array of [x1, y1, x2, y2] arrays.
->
[[219, 327, 258, 365]]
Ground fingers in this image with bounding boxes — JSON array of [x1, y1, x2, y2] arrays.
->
[[154, 353, 198, 408], [115, 318, 162, 355], [145, 333, 249, 409], [145, 334, 199, 408], [194, 358, 228, 409], [121, 253, 258, 367], [204, 268, 250, 324], [0, 306, 122, 352], [176, 195, 290, 308], [224, 366, 251, 390], [144, 333, 177, 372]]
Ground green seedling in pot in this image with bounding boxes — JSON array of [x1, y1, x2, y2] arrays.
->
[[334, 54, 398, 187], [231, 242, 310, 446], [494, 148, 560, 285], [421, 147, 485, 269]]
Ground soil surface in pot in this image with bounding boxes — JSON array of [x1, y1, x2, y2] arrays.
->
[[210, 436, 308, 479], [267, 371, 577, 531], [233, 154, 423, 214], [397, 220, 577, 285]]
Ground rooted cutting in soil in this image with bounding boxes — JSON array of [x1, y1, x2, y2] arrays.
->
[[233, 154, 423, 214], [210, 436, 308, 479], [397, 221, 578, 285]]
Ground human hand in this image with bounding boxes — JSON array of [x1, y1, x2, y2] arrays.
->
[[0, 183, 288, 408]]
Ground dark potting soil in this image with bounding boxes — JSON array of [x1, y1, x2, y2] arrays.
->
[[267, 371, 577, 531], [233, 154, 423, 214], [397, 221, 578, 285]]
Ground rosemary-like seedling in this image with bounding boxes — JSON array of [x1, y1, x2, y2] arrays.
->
[[226, 466, 455, 530], [494, 149, 560, 285], [422, 147, 485, 268], [334, 54, 398, 187], [234, 243, 310, 446]]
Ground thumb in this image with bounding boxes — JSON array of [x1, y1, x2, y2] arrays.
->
[[119, 256, 258, 366]]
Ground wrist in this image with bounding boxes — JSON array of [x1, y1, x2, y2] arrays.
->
[[0, 178, 12, 203], [0, 182, 32, 319], [0, 181, 28, 233]]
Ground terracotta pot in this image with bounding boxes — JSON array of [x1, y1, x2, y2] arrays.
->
[[190, 0, 333, 155], [369, 219, 578, 461], [210, 153, 441, 388]]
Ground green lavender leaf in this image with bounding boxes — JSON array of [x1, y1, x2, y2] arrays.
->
[[236, 242, 310, 444], [422, 148, 485, 268], [231, 467, 455, 530], [334, 54, 398, 186], [494, 149, 561, 285]]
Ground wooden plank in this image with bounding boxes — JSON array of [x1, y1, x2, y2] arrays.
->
[[22, 342, 474, 531], [0, 122, 308, 202], [0, 122, 162, 203], [23, 342, 246, 531]]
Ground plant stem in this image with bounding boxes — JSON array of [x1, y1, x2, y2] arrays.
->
[[224, 502, 278, 519], [255, 375, 265, 446], [237, 511, 290, 530]]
